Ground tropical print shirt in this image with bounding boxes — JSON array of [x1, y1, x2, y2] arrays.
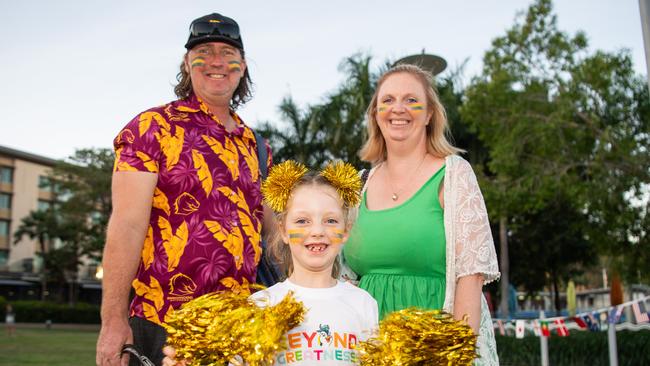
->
[[113, 93, 271, 324]]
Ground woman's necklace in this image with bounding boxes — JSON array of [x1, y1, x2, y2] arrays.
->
[[384, 154, 428, 201]]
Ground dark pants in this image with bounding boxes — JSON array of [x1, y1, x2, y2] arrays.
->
[[128, 317, 167, 366]]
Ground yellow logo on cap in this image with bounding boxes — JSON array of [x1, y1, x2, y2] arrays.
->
[[209, 20, 222, 23]]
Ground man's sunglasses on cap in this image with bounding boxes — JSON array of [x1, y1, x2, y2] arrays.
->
[[189, 21, 240, 40]]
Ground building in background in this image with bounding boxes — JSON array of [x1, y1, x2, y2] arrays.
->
[[0, 145, 101, 303]]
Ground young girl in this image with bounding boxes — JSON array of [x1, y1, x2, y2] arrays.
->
[[164, 160, 378, 366]]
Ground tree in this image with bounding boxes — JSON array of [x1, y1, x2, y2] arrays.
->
[[461, 0, 650, 316]]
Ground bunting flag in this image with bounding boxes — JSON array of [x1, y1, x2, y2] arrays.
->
[[496, 319, 506, 336], [585, 313, 600, 332], [532, 320, 541, 337], [554, 319, 569, 337], [539, 320, 551, 337], [608, 305, 623, 324], [573, 316, 588, 329], [515, 320, 525, 339], [632, 301, 650, 324]]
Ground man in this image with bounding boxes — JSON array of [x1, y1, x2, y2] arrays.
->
[[96, 13, 272, 366]]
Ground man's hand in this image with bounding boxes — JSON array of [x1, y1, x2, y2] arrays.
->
[[96, 318, 133, 366]]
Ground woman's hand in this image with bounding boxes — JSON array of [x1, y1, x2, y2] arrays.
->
[[162, 346, 187, 366]]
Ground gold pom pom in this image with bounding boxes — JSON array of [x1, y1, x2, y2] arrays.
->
[[163, 290, 306, 366], [357, 308, 478, 366], [320, 161, 362, 208], [261, 161, 308, 212]]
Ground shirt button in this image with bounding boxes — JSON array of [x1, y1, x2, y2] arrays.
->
[[229, 159, 235, 164]]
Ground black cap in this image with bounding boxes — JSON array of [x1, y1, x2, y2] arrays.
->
[[185, 13, 244, 50]]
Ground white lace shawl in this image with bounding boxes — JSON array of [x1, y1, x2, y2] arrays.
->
[[442, 154, 500, 312]]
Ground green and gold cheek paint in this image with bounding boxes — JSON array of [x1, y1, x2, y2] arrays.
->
[[377, 103, 389, 117], [190, 56, 206, 68], [328, 228, 346, 245], [409, 103, 425, 114], [228, 60, 242, 73], [287, 229, 306, 245]]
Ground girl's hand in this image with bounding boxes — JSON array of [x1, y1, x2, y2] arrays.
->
[[162, 346, 187, 366]]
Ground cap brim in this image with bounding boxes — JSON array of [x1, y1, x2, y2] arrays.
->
[[185, 36, 243, 50]]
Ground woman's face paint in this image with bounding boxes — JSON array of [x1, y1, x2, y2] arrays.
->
[[190, 57, 206, 68], [287, 229, 307, 245], [328, 228, 346, 245], [377, 103, 389, 117], [409, 102, 425, 114], [228, 60, 242, 73]]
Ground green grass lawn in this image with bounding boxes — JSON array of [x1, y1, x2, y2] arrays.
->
[[0, 327, 98, 365]]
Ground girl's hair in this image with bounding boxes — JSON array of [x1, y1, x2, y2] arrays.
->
[[359, 64, 464, 164], [266, 172, 355, 279], [173, 49, 253, 110]]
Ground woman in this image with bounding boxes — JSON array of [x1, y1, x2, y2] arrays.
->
[[342, 64, 500, 365]]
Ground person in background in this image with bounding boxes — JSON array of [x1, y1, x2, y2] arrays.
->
[[96, 13, 272, 366], [343, 64, 500, 365]]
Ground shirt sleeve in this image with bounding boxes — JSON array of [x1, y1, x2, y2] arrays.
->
[[452, 159, 500, 285], [113, 111, 163, 173]]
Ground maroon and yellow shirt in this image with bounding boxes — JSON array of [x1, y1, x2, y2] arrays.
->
[[113, 93, 272, 324]]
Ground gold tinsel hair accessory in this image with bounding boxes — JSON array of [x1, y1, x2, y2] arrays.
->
[[261, 160, 309, 212], [320, 160, 362, 208], [262, 160, 362, 213]]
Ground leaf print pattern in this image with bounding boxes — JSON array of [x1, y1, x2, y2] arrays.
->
[[142, 302, 160, 324], [204, 220, 244, 269], [202, 135, 240, 181], [218, 187, 251, 214], [192, 149, 213, 196], [239, 211, 261, 264], [115, 160, 138, 172], [220, 277, 251, 295], [234, 138, 260, 182], [158, 217, 189, 272], [136, 151, 159, 173], [153, 187, 171, 216], [138, 111, 166, 137], [132, 276, 165, 311], [156, 124, 185, 171], [142, 226, 154, 269]]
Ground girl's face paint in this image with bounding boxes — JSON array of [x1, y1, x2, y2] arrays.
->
[[287, 229, 307, 245], [190, 57, 206, 68], [228, 60, 242, 73], [328, 228, 346, 245]]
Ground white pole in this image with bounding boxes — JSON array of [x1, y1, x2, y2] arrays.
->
[[639, 0, 650, 92], [608, 324, 619, 366], [540, 311, 549, 366]]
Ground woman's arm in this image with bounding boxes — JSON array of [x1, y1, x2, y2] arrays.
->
[[453, 274, 484, 333]]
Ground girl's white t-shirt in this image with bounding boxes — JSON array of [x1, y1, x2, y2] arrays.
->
[[250, 279, 378, 366]]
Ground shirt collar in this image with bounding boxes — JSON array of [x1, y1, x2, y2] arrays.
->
[[176, 93, 254, 140]]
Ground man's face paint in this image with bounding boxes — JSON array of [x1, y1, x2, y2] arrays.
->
[[190, 56, 206, 68], [287, 229, 307, 245], [228, 60, 242, 73]]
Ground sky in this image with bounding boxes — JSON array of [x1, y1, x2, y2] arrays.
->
[[0, 0, 645, 160]]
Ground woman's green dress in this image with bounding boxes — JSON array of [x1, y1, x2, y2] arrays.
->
[[343, 166, 446, 319]]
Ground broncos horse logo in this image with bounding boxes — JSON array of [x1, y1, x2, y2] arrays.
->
[[316, 324, 332, 346]]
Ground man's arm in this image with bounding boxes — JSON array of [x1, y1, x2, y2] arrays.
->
[[96, 172, 157, 366]]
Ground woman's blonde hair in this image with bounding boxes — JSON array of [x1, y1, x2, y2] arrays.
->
[[266, 172, 356, 279], [359, 64, 463, 164]]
